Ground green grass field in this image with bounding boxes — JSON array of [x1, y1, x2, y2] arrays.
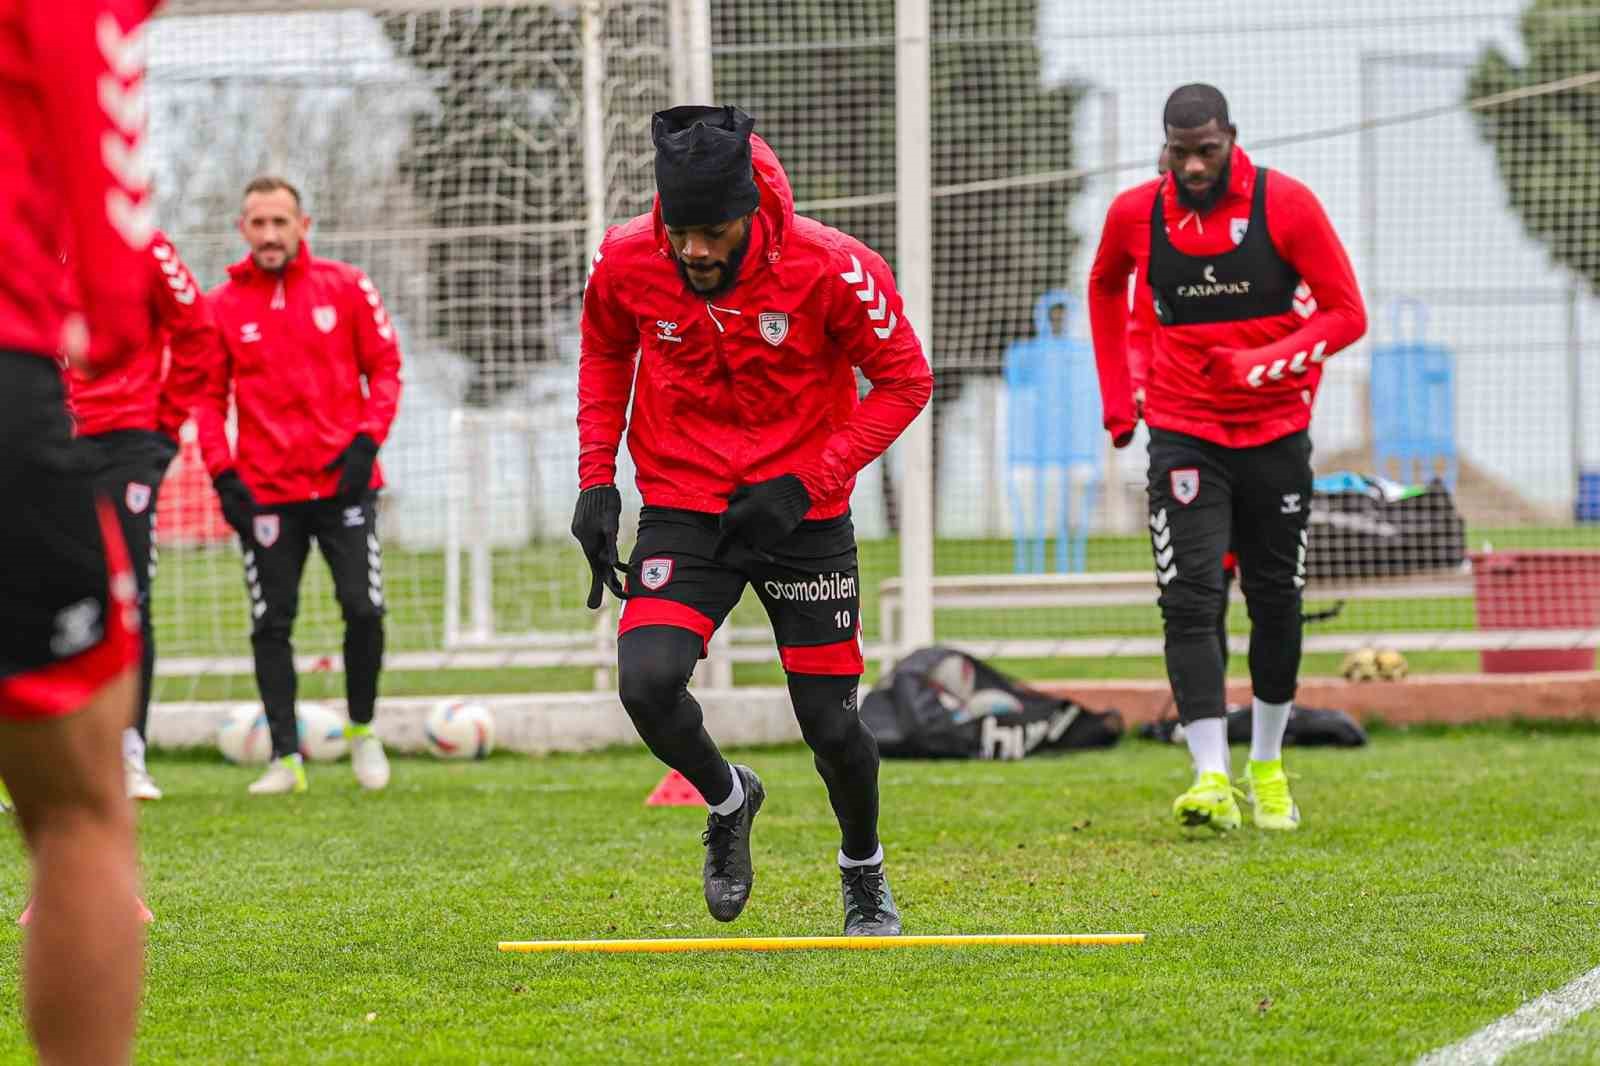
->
[[150, 526, 1600, 702], [4, 729, 1597, 1064]]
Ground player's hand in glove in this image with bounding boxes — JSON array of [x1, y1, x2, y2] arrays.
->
[[716, 474, 811, 557], [571, 484, 629, 609], [325, 432, 379, 502], [213, 470, 258, 539]]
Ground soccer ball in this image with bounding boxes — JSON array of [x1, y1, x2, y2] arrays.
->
[[216, 704, 272, 765], [963, 687, 1023, 721], [296, 702, 350, 762], [926, 652, 977, 711], [1374, 648, 1409, 681], [425, 700, 495, 759], [1341, 647, 1381, 683]]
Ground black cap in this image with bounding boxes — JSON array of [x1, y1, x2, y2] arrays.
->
[[652, 105, 760, 228]]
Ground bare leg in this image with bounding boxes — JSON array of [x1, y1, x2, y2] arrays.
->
[[0, 668, 142, 1066]]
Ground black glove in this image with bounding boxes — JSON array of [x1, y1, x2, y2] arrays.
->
[[213, 470, 258, 539], [571, 485, 629, 609], [324, 432, 379, 502], [716, 474, 811, 556]]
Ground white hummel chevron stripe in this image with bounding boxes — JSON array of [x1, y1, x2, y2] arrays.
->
[[1289, 351, 1309, 374], [855, 272, 877, 304], [97, 14, 147, 80], [1152, 528, 1171, 551], [840, 254, 864, 285], [1247, 365, 1266, 388], [1268, 359, 1287, 380], [172, 286, 197, 305], [1149, 509, 1167, 532], [102, 134, 151, 191], [152, 243, 171, 261], [1292, 575, 1305, 589], [867, 293, 888, 321], [160, 259, 178, 276], [1157, 565, 1178, 585], [873, 313, 897, 341], [1293, 296, 1318, 318], [107, 190, 153, 249], [1308, 340, 1329, 364], [97, 77, 147, 137], [1156, 547, 1174, 568]]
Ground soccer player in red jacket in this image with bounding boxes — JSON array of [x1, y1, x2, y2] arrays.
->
[[575, 106, 931, 934], [0, 2, 160, 1062], [196, 177, 403, 796], [68, 231, 218, 802], [1089, 85, 1366, 832]]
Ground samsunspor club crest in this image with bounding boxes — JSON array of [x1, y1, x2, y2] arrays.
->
[[1171, 468, 1199, 505], [758, 312, 789, 346]]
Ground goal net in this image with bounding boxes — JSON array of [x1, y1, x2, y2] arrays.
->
[[144, 0, 1600, 698]]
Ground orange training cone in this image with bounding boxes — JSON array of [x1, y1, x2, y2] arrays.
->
[[645, 769, 705, 807]]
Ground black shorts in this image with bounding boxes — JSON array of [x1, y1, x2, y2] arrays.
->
[[0, 352, 139, 718], [619, 507, 864, 676]]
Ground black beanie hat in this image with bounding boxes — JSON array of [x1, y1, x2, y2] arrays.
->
[[652, 105, 760, 228]]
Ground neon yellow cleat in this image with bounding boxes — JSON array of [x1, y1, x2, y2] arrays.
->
[[1172, 771, 1242, 832], [1245, 759, 1300, 831]]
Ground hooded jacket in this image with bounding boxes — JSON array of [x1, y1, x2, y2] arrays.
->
[[579, 134, 932, 517], [1088, 146, 1366, 449], [195, 244, 403, 505]]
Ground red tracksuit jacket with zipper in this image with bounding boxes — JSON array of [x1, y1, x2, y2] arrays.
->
[[195, 244, 403, 505], [578, 135, 933, 519], [1088, 146, 1366, 449], [68, 230, 218, 437]]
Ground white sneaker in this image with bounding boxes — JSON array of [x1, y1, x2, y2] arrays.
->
[[351, 735, 390, 791], [126, 761, 162, 802], [248, 754, 308, 795]]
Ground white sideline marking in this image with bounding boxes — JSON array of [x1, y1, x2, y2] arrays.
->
[[1415, 963, 1600, 1065]]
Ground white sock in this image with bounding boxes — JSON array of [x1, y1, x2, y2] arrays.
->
[[1250, 698, 1293, 763], [122, 727, 146, 771], [707, 765, 744, 816], [1183, 717, 1230, 779], [839, 844, 884, 869]]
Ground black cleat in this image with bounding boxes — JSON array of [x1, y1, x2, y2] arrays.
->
[[841, 862, 902, 936], [702, 765, 764, 922]]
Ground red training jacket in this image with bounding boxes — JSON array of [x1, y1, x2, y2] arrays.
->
[[0, 0, 159, 371], [1088, 146, 1366, 449], [68, 231, 218, 438], [196, 244, 404, 505], [579, 135, 933, 517]]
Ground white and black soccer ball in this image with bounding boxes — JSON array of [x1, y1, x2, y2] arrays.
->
[[964, 687, 1024, 720], [425, 700, 496, 759], [216, 704, 272, 765], [296, 702, 350, 762], [926, 652, 977, 711]]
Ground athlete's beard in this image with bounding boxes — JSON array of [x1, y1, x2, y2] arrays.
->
[[675, 225, 753, 298], [1175, 154, 1232, 214]]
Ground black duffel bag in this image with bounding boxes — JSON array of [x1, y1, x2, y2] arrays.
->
[[1306, 476, 1465, 581], [860, 647, 1124, 760]]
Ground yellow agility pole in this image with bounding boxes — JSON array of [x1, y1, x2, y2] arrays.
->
[[498, 933, 1145, 954]]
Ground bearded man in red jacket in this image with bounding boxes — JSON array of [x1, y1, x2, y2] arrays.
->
[[197, 177, 403, 797], [1089, 85, 1366, 834], [574, 106, 931, 935]]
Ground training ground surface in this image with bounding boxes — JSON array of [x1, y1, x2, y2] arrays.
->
[[2, 729, 1597, 1064]]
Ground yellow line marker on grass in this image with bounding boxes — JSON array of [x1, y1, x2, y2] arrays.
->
[[499, 933, 1146, 954]]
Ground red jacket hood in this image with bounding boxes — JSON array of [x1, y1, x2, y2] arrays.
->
[[1160, 144, 1257, 234], [651, 134, 795, 266]]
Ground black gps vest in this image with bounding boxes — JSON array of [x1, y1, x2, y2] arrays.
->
[[1147, 168, 1300, 327]]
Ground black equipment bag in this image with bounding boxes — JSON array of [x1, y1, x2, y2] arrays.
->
[[860, 647, 1124, 760], [1306, 478, 1465, 581]]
